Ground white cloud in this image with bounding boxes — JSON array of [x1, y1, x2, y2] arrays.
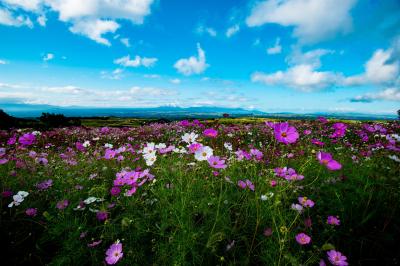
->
[[345, 48, 399, 85], [351, 88, 400, 102], [43, 53, 54, 61], [69, 19, 120, 46], [129, 86, 176, 96], [114, 55, 158, 68], [246, 0, 357, 44], [2, 0, 42, 11], [226, 24, 240, 38], [0, 7, 33, 28], [41, 85, 84, 94], [37, 14, 46, 26], [196, 24, 217, 37], [170, 78, 181, 84], [286, 48, 334, 68], [251, 64, 341, 92], [0, 0, 155, 45], [101, 68, 124, 80], [266, 37, 282, 54], [174, 43, 209, 76], [120, 37, 130, 47], [143, 74, 160, 79], [0, 59, 8, 65]]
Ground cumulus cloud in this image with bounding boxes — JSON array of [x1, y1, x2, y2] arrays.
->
[[114, 55, 158, 68], [101, 68, 124, 80], [174, 43, 209, 76], [69, 19, 120, 46], [345, 48, 399, 85], [226, 24, 240, 38], [252, 39, 400, 93], [252, 64, 341, 92], [351, 88, 400, 102], [0, 0, 155, 45], [246, 0, 357, 44], [41, 85, 85, 94], [0, 7, 33, 28], [266, 37, 282, 54], [0, 59, 8, 64]]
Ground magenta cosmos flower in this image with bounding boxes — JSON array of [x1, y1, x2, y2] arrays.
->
[[273, 122, 299, 144], [207, 156, 227, 169], [203, 128, 218, 138], [25, 208, 37, 217], [295, 233, 311, 245], [327, 250, 348, 266], [327, 216, 340, 226], [18, 133, 36, 146], [317, 152, 342, 171], [105, 242, 123, 265]]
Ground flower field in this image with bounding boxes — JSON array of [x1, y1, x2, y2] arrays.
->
[[1, 118, 400, 265]]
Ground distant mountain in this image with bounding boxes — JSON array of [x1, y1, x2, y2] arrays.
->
[[0, 103, 266, 118], [0, 102, 397, 120]]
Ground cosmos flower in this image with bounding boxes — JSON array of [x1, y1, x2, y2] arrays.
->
[[295, 233, 311, 245], [327, 250, 348, 266], [317, 152, 342, 171], [56, 199, 69, 210], [298, 197, 315, 208], [25, 208, 37, 217], [327, 216, 341, 226], [273, 122, 299, 144], [207, 156, 227, 169], [182, 132, 198, 143], [194, 146, 213, 161], [8, 191, 29, 208], [105, 241, 123, 265], [203, 128, 218, 138], [19, 133, 36, 146], [96, 211, 108, 221]]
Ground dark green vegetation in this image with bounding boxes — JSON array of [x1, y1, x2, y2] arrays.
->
[[1, 119, 399, 265]]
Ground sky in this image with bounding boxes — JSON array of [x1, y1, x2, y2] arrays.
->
[[0, 0, 399, 114]]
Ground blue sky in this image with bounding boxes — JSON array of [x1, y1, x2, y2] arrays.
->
[[0, 0, 399, 114]]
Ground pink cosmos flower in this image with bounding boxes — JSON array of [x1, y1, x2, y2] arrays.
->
[[317, 152, 342, 171], [207, 156, 227, 169], [273, 122, 299, 144], [238, 180, 247, 189], [327, 216, 340, 226], [327, 250, 348, 266], [298, 197, 315, 208], [105, 242, 123, 265], [56, 199, 69, 210], [25, 208, 37, 217], [188, 143, 202, 153], [303, 129, 312, 135], [203, 128, 218, 138], [295, 233, 311, 245], [270, 180, 277, 187]]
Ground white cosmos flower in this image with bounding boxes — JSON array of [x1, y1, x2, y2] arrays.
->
[[182, 132, 198, 144], [224, 142, 233, 151], [8, 191, 29, 208], [145, 154, 157, 166], [83, 197, 103, 204], [143, 143, 156, 155], [104, 143, 113, 149], [82, 141, 91, 147], [194, 146, 213, 161], [155, 143, 166, 150]]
